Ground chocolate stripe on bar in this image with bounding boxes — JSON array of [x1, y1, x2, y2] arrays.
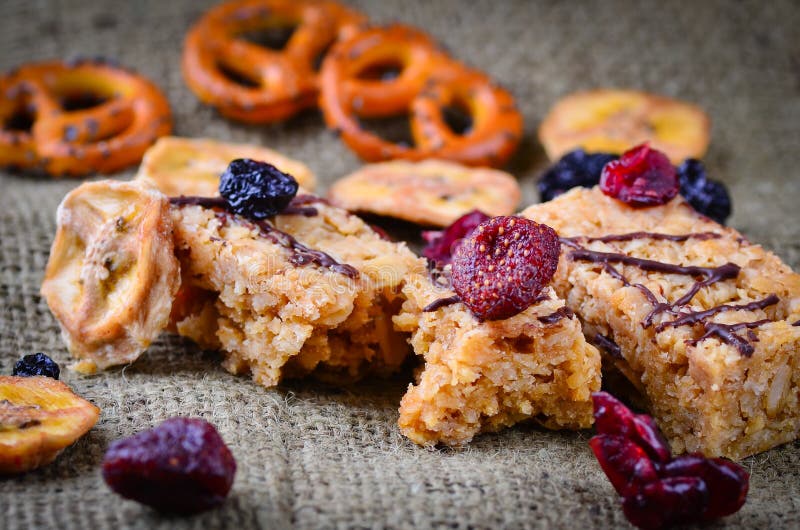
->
[[537, 306, 574, 324], [593, 333, 623, 359], [423, 295, 460, 312], [687, 319, 772, 357], [655, 294, 780, 332], [172, 196, 359, 278], [564, 231, 721, 244]]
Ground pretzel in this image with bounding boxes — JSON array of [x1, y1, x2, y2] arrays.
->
[[0, 59, 171, 177], [183, 0, 365, 123], [319, 25, 523, 168]]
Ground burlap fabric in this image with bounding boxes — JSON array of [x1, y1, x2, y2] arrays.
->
[[1, 0, 799, 528]]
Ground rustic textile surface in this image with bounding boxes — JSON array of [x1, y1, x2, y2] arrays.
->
[[1, 0, 799, 528]]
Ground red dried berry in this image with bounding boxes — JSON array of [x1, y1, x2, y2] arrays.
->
[[450, 216, 561, 321], [102, 417, 236, 514], [663, 454, 749, 520], [589, 392, 749, 529], [592, 392, 671, 463], [422, 210, 490, 266], [599, 143, 679, 206], [622, 476, 709, 530], [589, 435, 659, 497]]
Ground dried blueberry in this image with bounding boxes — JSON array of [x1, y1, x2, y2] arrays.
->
[[677, 159, 732, 224], [102, 417, 236, 514], [12, 353, 60, 380], [537, 149, 618, 202], [219, 159, 298, 220]]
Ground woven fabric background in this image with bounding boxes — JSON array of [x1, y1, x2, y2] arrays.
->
[[1, 0, 799, 528]]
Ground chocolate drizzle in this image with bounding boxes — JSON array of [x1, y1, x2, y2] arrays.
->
[[422, 295, 461, 312], [562, 230, 783, 356], [593, 333, 623, 359], [169, 196, 228, 209], [171, 194, 322, 216], [171, 195, 359, 278], [687, 320, 772, 357], [655, 294, 780, 332], [565, 231, 721, 245], [538, 306, 575, 325]]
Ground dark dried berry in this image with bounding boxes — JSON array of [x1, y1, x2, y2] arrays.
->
[[537, 149, 618, 202], [219, 158, 298, 220], [102, 417, 236, 514], [12, 353, 60, 379], [622, 476, 709, 530], [663, 454, 748, 520], [600, 144, 679, 206], [422, 210, 490, 266], [589, 392, 749, 529], [677, 159, 732, 224], [450, 216, 560, 321]]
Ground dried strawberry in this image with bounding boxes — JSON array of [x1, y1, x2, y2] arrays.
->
[[589, 392, 749, 529], [422, 210, 490, 266], [450, 216, 560, 321], [599, 144, 678, 206], [102, 417, 236, 514]]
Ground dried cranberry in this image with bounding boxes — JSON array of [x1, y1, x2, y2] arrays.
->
[[12, 352, 60, 380], [421, 210, 490, 266], [663, 454, 749, 519], [589, 435, 659, 497], [102, 417, 236, 514], [589, 392, 749, 529], [219, 158, 299, 220], [599, 144, 679, 206], [450, 216, 560, 321], [537, 149, 619, 202], [591, 392, 671, 463], [622, 476, 709, 530], [677, 159, 732, 224]]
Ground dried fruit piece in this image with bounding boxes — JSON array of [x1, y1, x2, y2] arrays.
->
[[677, 159, 732, 224], [327, 160, 520, 226], [136, 136, 316, 196], [537, 149, 618, 202], [589, 392, 749, 529], [450, 216, 560, 320], [13, 353, 60, 380], [538, 89, 710, 164], [102, 417, 236, 514], [0, 375, 100, 474], [41, 179, 180, 372], [622, 476, 709, 530], [600, 144, 679, 206], [422, 210, 490, 266], [592, 392, 670, 463], [589, 435, 659, 497], [219, 159, 299, 220], [663, 454, 748, 520]]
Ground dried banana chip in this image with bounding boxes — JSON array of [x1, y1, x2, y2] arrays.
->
[[328, 159, 520, 227], [136, 136, 316, 196], [538, 89, 710, 164], [0, 375, 100, 474], [41, 179, 180, 372]]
